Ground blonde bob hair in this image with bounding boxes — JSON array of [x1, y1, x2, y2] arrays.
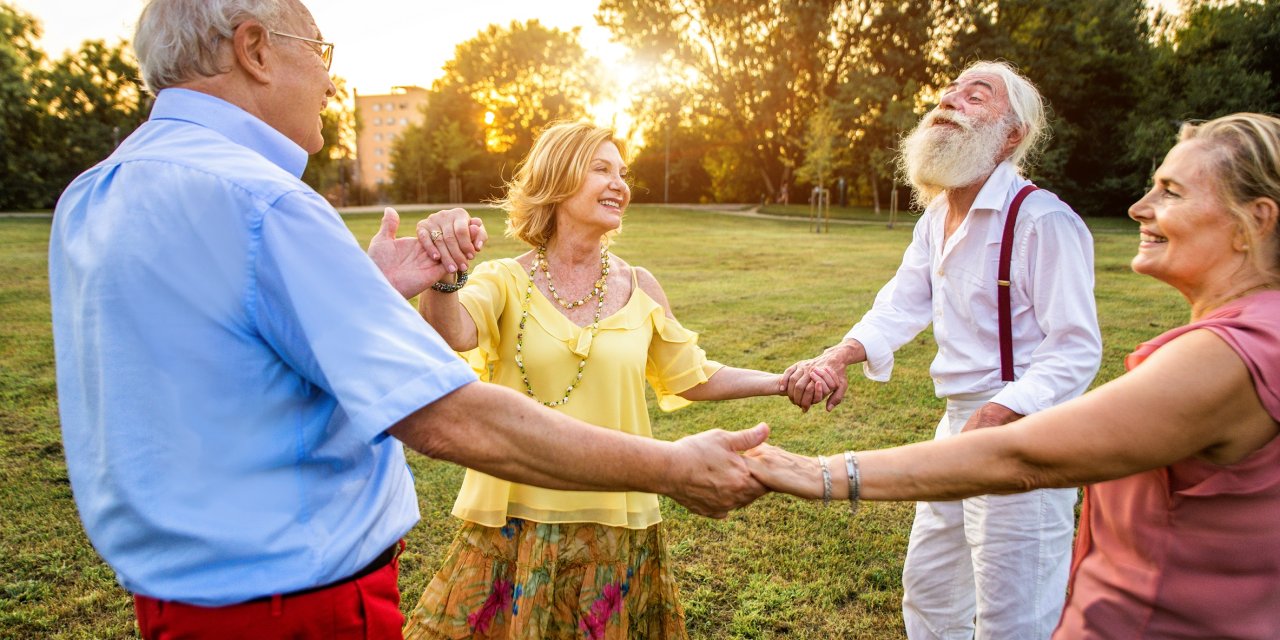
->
[[495, 121, 626, 248], [1180, 113, 1280, 279]]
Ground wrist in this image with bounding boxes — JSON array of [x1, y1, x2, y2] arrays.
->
[[826, 339, 866, 368], [430, 269, 468, 294]]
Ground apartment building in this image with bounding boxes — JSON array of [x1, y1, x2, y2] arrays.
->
[[353, 85, 429, 191]]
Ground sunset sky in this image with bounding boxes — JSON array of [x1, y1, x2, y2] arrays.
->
[[14, 1, 630, 95]]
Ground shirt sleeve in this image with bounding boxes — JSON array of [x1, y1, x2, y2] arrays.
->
[[252, 190, 478, 443], [456, 260, 510, 379], [843, 213, 936, 382], [990, 209, 1102, 415], [645, 308, 724, 412]]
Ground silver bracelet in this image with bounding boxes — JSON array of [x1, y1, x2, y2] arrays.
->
[[844, 450, 860, 516], [818, 455, 832, 506]]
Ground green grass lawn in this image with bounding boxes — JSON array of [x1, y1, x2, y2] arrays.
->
[[0, 207, 1184, 639]]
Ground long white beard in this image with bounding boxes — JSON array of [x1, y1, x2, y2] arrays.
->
[[898, 110, 1010, 208]]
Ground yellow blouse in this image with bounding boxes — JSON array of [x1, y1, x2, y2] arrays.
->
[[451, 258, 723, 528]]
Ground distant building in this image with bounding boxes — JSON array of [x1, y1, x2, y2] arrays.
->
[[354, 86, 429, 192]]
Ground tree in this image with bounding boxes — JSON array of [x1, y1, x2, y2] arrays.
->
[[0, 3, 53, 209], [795, 104, 840, 191], [444, 19, 602, 164], [391, 20, 600, 202], [599, 0, 841, 202], [944, 0, 1155, 216], [600, 0, 947, 204], [1125, 0, 1280, 179], [42, 39, 149, 204]]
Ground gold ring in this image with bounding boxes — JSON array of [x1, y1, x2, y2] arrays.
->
[[430, 229, 444, 240]]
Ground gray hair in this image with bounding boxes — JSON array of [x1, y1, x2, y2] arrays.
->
[[134, 0, 291, 94], [960, 60, 1049, 171]]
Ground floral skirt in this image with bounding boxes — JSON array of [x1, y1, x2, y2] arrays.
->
[[402, 518, 688, 640]]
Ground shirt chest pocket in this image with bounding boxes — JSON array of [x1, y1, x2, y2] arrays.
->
[[949, 247, 1003, 313]]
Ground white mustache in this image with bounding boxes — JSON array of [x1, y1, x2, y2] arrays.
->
[[925, 110, 975, 132]]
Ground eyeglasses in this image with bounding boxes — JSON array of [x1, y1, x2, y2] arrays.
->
[[269, 30, 334, 70]]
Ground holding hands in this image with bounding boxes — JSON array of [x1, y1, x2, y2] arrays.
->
[[367, 207, 487, 298], [665, 423, 772, 518], [780, 339, 866, 412]]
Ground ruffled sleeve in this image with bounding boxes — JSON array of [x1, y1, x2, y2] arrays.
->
[[645, 306, 724, 412], [456, 259, 513, 380]]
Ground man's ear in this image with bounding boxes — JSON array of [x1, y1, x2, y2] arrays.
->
[[231, 19, 273, 84], [1002, 122, 1026, 159]]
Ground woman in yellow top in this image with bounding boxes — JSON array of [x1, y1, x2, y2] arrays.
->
[[402, 121, 786, 639]]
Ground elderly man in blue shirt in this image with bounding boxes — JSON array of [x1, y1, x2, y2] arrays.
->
[[47, 0, 769, 636]]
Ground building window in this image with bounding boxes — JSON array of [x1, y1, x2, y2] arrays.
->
[[375, 147, 384, 156], [399, 102, 409, 110], [373, 117, 381, 126], [386, 102, 394, 110], [374, 133, 382, 141], [374, 163, 384, 171], [400, 117, 409, 125], [371, 104, 381, 112]]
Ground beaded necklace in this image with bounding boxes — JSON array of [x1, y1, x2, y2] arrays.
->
[[514, 246, 611, 407], [537, 244, 609, 308]]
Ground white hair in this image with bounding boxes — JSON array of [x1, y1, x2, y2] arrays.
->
[[959, 60, 1049, 171], [133, 0, 291, 94]]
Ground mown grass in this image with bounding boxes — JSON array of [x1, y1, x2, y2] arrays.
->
[[0, 207, 1184, 639]]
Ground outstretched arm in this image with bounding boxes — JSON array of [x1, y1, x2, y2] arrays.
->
[[747, 328, 1275, 502], [389, 381, 771, 518], [634, 266, 785, 402], [678, 366, 784, 401]]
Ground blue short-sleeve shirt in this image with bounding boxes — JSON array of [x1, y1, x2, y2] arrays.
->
[[48, 88, 477, 605]]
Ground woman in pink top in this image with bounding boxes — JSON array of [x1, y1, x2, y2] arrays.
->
[[746, 111, 1280, 638]]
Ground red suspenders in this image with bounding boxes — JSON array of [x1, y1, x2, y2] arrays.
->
[[998, 185, 1039, 382]]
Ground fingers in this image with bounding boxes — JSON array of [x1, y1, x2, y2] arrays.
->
[[468, 218, 488, 250], [781, 361, 809, 394], [809, 367, 847, 412], [826, 381, 847, 412], [721, 422, 770, 452], [780, 363, 801, 392], [374, 207, 400, 243], [417, 208, 486, 274]]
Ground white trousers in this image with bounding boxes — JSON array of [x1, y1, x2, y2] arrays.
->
[[902, 394, 1076, 640]]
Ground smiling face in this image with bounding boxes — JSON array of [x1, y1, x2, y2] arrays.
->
[[555, 141, 631, 235], [1128, 139, 1244, 294], [897, 71, 1020, 202]]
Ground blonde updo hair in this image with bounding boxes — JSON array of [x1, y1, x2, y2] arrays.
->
[[495, 121, 626, 248], [1180, 113, 1280, 279]]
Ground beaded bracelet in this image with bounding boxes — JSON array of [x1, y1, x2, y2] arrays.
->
[[818, 455, 832, 506], [843, 450, 861, 516], [430, 269, 469, 293]]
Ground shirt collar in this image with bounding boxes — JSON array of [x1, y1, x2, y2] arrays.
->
[[969, 160, 1020, 214], [149, 88, 308, 178]]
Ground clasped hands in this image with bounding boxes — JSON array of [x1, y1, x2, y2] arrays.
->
[[367, 206, 488, 298]]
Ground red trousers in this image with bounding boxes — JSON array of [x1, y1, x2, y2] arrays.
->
[[134, 552, 403, 639]]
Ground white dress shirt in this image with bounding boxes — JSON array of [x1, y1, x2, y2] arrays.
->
[[845, 161, 1102, 416]]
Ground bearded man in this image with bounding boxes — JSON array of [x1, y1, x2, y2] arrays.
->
[[782, 61, 1102, 639]]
